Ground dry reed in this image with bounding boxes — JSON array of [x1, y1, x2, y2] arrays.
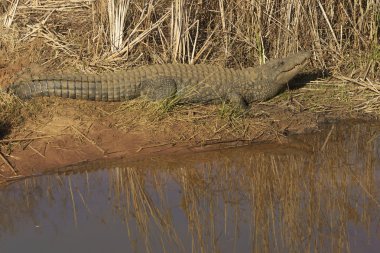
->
[[0, 0, 377, 75]]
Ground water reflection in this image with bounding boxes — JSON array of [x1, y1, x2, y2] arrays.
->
[[0, 121, 380, 253]]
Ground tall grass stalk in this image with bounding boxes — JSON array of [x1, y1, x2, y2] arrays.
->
[[107, 0, 130, 53], [0, 0, 378, 78], [3, 0, 19, 28]]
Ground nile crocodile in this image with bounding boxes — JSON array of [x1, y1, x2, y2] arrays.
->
[[5, 52, 311, 107]]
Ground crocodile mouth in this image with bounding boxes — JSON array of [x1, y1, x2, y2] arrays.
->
[[275, 52, 311, 82]]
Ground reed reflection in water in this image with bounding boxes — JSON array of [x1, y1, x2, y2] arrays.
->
[[0, 122, 379, 253]]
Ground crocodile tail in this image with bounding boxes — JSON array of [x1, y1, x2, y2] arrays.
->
[[7, 73, 128, 102]]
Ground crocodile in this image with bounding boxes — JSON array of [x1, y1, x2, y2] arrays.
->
[[5, 51, 311, 107]]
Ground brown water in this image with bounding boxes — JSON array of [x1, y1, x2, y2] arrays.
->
[[0, 121, 380, 253]]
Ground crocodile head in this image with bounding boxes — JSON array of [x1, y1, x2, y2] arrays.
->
[[249, 51, 311, 101], [268, 51, 311, 85]]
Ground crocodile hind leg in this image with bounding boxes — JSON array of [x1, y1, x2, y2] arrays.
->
[[227, 92, 248, 110], [140, 77, 177, 101]]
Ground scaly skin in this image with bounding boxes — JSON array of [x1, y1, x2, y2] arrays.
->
[[5, 52, 311, 107]]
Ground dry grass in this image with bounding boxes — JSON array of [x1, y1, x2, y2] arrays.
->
[[0, 92, 23, 138], [111, 99, 255, 142], [269, 77, 380, 115], [0, 0, 378, 73]]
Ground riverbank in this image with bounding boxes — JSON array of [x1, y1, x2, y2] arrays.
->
[[1, 76, 379, 185], [0, 0, 379, 185]]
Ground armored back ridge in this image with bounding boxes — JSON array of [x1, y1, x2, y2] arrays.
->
[[6, 52, 311, 107]]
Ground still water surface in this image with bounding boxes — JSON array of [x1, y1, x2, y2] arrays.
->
[[1, 121, 380, 253]]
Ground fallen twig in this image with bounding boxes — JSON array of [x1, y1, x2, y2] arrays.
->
[[0, 174, 24, 180], [0, 151, 18, 175], [0, 134, 66, 144], [137, 142, 176, 152], [29, 145, 46, 158], [334, 75, 380, 94], [71, 126, 105, 154]]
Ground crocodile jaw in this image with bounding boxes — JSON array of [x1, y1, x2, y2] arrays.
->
[[272, 51, 311, 85]]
